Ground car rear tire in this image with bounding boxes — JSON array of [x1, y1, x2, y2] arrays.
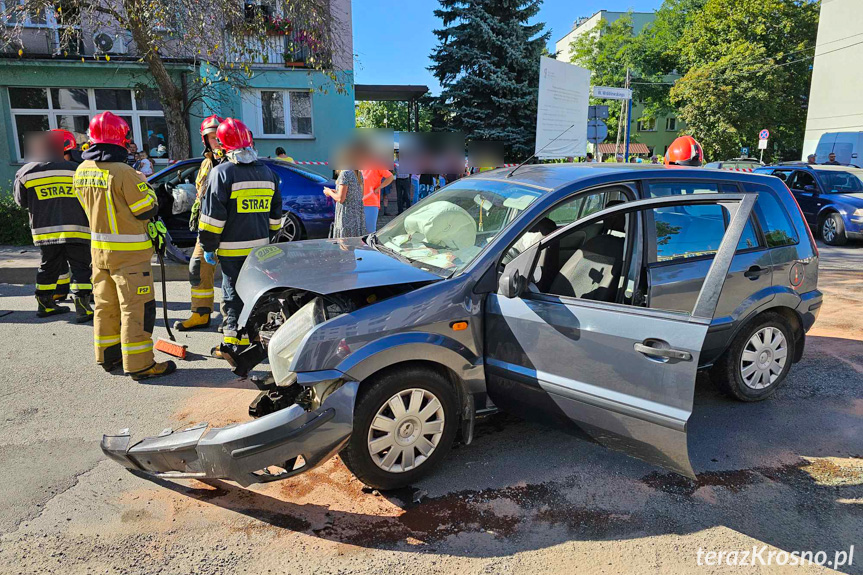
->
[[821, 213, 847, 246], [711, 312, 796, 402], [340, 366, 459, 490], [273, 213, 303, 243]]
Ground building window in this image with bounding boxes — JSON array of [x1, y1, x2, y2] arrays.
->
[[8, 86, 168, 161], [666, 117, 677, 131], [252, 89, 313, 138], [1, 0, 51, 26], [636, 117, 656, 132]]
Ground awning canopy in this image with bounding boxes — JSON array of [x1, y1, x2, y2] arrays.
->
[[355, 84, 429, 102], [596, 143, 651, 155]]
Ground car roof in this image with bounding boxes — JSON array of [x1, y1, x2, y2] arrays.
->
[[471, 163, 777, 192], [765, 163, 863, 174], [157, 157, 327, 179]]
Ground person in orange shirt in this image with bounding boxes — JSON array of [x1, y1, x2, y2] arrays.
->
[[361, 167, 393, 234]]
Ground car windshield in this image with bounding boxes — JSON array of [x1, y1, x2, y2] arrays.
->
[[373, 179, 543, 275], [815, 169, 863, 193]]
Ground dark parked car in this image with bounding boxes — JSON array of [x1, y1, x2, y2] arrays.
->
[[104, 164, 821, 490], [754, 164, 863, 245], [149, 158, 335, 256], [704, 157, 762, 171]]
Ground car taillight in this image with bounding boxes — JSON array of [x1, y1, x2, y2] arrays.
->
[[783, 181, 818, 256]]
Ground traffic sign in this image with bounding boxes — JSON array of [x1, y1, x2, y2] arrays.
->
[[741, 147, 750, 156], [588, 105, 609, 120], [759, 129, 770, 140], [593, 86, 633, 100], [758, 139, 768, 150], [587, 119, 608, 144]]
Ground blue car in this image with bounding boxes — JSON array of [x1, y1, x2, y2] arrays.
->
[[148, 158, 335, 254], [754, 164, 863, 245]]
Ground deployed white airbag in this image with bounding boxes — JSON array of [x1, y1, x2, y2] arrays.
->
[[404, 201, 477, 250]]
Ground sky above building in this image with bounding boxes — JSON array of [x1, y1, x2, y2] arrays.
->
[[353, 0, 664, 94]]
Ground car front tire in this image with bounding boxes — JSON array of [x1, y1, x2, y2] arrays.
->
[[340, 366, 459, 490], [711, 312, 796, 402], [821, 213, 847, 246], [273, 213, 303, 243]]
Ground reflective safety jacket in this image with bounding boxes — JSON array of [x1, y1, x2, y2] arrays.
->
[[14, 160, 90, 246], [73, 144, 159, 269], [199, 160, 282, 258]]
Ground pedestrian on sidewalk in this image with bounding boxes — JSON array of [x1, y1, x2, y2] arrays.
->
[[394, 153, 412, 214], [74, 112, 176, 380], [14, 130, 92, 322], [361, 164, 393, 234]]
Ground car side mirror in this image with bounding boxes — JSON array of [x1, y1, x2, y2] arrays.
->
[[498, 267, 527, 299], [804, 184, 818, 193]]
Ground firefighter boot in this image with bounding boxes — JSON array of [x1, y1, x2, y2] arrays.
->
[[174, 311, 211, 332], [74, 295, 94, 323], [36, 294, 70, 318], [130, 360, 177, 381]]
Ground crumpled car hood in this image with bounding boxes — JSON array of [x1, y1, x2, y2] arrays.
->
[[236, 238, 442, 326]]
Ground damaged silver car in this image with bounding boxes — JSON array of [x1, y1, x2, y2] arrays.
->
[[103, 165, 821, 489]]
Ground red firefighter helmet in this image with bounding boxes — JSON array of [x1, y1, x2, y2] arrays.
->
[[665, 135, 704, 167], [88, 112, 130, 147], [216, 117, 253, 152], [51, 129, 77, 152], [200, 114, 223, 145]]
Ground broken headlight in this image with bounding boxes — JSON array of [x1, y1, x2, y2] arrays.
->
[[268, 297, 325, 386]]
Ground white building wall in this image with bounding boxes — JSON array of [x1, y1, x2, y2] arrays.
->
[[802, 0, 863, 158]]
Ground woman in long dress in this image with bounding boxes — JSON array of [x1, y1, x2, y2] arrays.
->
[[324, 169, 366, 238]]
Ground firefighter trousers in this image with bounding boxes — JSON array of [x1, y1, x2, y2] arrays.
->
[[93, 261, 157, 374], [189, 239, 216, 314], [36, 244, 92, 298]]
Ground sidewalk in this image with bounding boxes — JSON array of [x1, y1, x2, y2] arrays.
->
[[0, 245, 198, 284]]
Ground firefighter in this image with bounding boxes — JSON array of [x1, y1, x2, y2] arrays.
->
[[14, 130, 93, 321], [664, 135, 704, 167], [50, 129, 82, 303], [174, 114, 224, 333], [74, 111, 176, 380], [198, 118, 281, 359]]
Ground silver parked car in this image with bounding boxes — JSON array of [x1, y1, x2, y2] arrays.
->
[[103, 164, 821, 490]]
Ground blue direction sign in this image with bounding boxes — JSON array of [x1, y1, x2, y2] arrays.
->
[[587, 119, 608, 144]]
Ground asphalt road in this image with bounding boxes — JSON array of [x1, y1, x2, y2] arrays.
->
[[0, 242, 860, 574]]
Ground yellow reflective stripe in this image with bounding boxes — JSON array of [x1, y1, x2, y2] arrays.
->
[[191, 288, 214, 297], [71, 283, 93, 290], [199, 221, 224, 234], [216, 247, 253, 257], [269, 224, 281, 231], [223, 336, 250, 346], [24, 176, 74, 188], [36, 283, 57, 290], [122, 340, 154, 354], [230, 188, 274, 199], [56, 275, 71, 284], [91, 240, 153, 251], [32, 231, 91, 242], [129, 196, 154, 213], [105, 191, 119, 234], [95, 335, 121, 347]]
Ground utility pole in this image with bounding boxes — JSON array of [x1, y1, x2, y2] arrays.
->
[[624, 68, 632, 163]]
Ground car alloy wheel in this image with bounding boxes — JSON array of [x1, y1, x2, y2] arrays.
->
[[367, 388, 445, 473], [822, 217, 837, 243], [273, 214, 300, 243], [740, 326, 788, 390]]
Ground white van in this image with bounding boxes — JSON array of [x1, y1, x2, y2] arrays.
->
[[814, 132, 863, 166]]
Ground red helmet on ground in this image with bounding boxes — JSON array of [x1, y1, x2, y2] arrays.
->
[[665, 135, 704, 167], [216, 118, 253, 152], [51, 129, 77, 152], [89, 112, 129, 147], [200, 114, 223, 145]]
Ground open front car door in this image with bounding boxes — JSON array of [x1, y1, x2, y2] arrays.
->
[[485, 193, 757, 478]]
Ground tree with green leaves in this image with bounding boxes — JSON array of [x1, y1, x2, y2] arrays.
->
[[670, 0, 819, 161], [355, 100, 432, 131], [429, 0, 550, 161], [1, 0, 347, 159]]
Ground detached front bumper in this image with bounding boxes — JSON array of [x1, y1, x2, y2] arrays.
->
[[101, 381, 358, 487]]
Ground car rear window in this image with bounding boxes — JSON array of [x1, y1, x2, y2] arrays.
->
[[745, 184, 799, 247], [645, 181, 759, 253]]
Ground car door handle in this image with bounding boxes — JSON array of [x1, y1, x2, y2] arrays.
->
[[744, 265, 769, 280], [634, 341, 692, 361]]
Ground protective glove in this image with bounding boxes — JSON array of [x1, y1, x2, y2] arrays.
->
[[189, 198, 201, 232], [147, 219, 168, 256], [203, 251, 217, 265]]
